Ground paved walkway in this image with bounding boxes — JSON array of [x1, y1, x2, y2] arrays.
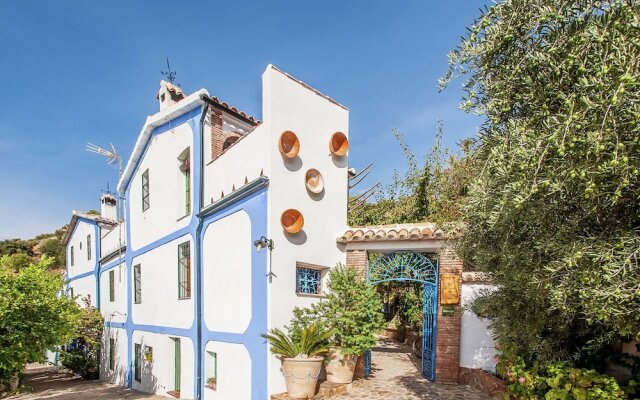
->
[[12, 364, 164, 400], [332, 339, 490, 399]]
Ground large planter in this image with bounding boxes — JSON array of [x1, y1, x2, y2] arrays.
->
[[325, 348, 356, 384], [281, 357, 323, 399]]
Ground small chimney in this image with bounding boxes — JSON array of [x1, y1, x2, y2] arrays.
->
[[156, 80, 185, 111], [101, 194, 117, 220]]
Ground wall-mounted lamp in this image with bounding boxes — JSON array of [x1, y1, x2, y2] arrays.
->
[[253, 236, 274, 252]]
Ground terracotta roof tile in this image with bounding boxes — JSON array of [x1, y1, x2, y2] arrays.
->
[[207, 96, 260, 124], [337, 223, 452, 243]]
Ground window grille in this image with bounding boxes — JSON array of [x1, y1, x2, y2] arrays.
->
[[178, 242, 191, 299], [87, 234, 91, 260], [296, 267, 322, 294], [134, 343, 141, 382], [134, 264, 141, 304], [70, 246, 74, 266], [142, 169, 150, 211], [109, 270, 115, 302]]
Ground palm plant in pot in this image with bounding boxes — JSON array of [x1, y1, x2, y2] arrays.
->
[[262, 324, 332, 399], [291, 265, 385, 384]]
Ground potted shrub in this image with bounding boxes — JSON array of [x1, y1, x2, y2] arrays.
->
[[205, 376, 216, 390], [291, 265, 385, 384], [262, 324, 331, 399]]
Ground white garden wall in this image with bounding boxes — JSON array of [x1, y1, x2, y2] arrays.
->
[[460, 283, 497, 372]]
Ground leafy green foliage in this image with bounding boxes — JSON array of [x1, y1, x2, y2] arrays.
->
[[38, 237, 66, 269], [348, 126, 472, 228], [0, 226, 68, 270], [497, 353, 635, 399], [0, 239, 35, 258], [0, 256, 79, 386], [290, 265, 386, 357], [0, 253, 33, 272], [443, 0, 640, 363], [261, 325, 332, 359], [59, 297, 103, 379]]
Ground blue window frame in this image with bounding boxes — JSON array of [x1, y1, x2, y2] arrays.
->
[[296, 266, 322, 295]]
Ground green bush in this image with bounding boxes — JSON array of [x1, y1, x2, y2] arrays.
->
[[290, 265, 386, 357], [59, 297, 103, 379], [497, 353, 635, 399]]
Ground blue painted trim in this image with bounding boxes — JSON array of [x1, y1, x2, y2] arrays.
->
[[92, 104, 269, 398], [198, 188, 269, 400]]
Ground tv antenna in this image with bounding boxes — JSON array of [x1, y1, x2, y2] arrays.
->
[[86, 142, 123, 178], [161, 57, 179, 85]]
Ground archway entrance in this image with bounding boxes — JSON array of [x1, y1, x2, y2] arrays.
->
[[367, 252, 439, 381]]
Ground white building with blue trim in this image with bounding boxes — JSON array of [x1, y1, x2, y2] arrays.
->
[[62, 65, 349, 399]]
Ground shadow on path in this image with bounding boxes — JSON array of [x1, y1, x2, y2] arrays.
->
[[13, 364, 165, 400]]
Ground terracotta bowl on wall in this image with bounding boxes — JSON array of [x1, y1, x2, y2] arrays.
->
[[329, 132, 349, 157], [281, 209, 304, 234], [279, 131, 300, 159], [305, 168, 324, 194]]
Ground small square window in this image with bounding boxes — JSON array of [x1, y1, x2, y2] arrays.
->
[[205, 351, 217, 390], [296, 265, 322, 295]]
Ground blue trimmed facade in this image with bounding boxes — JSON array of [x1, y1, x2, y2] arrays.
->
[[66, 104, 269, 399]]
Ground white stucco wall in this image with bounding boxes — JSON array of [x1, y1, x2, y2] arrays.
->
[[203, 123, 269, 205], [202, 210, 252, 333], [100, 327, 128, 386], [203, 341, 251, 400], [68, 275, 96, 307], [131, 331, 194, 399], [67, 220, 96, 277], [100, 262, 127, 324], [128, 122, 193, 251], [460, 283, 497, 372], [131, 235, 194, 329], [262, 66, 349, 394], [101, 223, 126, 259]]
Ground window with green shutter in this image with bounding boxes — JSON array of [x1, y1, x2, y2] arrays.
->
[[134, 343, 141, 382], [134, 264, 141, 304], [109, 270, 115, 302], [178, 242, 191, 299]]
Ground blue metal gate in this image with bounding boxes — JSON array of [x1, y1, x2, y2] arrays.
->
[[365, 252, 439, 381]]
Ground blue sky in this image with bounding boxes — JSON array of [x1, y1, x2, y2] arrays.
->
[[0, 1, 484, 240]]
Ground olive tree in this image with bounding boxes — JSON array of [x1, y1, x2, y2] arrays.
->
[[442, 0, 640, 363]]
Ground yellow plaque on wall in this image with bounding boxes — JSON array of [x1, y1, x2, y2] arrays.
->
[[440, 274, 460, 305]]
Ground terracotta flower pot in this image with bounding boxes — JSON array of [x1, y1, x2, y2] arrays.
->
[[279, 131, 300, 159], [305, 168, 324, 194], [329, 132, 349, 156], [281, 209, 304, 234], [325, 348, 356, 384], [281, 357, 323, 399]]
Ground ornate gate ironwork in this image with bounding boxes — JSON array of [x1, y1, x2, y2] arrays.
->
[[365, 251, 439, 381]]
